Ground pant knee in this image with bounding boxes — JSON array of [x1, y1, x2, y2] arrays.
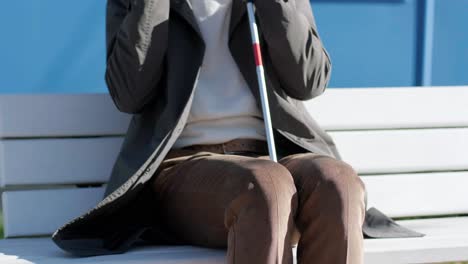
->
[[322, 160, 365, 196], [288, 155, 366, 223], [225, 159, 298, 226], [250, 159, 297, 204], [315, 160, 366, 221]]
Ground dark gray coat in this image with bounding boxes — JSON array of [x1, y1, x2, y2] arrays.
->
[[52, 0, 422, 257], [101, 0, 340, 197]]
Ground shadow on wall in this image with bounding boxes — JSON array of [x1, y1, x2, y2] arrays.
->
[[0, 210, 4, 238]]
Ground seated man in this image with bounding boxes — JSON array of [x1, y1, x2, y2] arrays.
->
[[52, 0, 369, 263]]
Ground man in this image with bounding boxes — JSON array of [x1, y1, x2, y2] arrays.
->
[[52, 0, 420, 263]]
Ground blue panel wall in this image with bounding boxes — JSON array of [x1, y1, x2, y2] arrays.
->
[[432, 0, 468, 86], [0, 0, 466, 93], [0, 0, 106, 93], [312, 0, 419, 88]]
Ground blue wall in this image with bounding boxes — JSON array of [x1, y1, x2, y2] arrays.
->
[[0, 1, 106, 93], [313, 0, 468, 88], [0, 0, 466, 93], [432, 0, 468, 86], [313, 0, 419, 87]]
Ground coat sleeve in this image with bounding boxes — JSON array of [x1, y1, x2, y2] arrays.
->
[[105, 0, 169, 114], [254, 0, 332, 100]]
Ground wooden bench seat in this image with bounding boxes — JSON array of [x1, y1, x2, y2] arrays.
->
[[1, 86, 468, 263], [1, 216, 467, 264]]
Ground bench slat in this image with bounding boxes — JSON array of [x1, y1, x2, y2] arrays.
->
[[0, 137, 123, 187], [306, 86, 468, 130], [363, 171, 468, 218], [2, 128, 467, 187], [3, 172, 467, 237], [364, 216, 468, 263], [2, 187, 105, 238], [0, 94, 130, 138], [329, 128, 468, 174], [1, 87, 467, 139]]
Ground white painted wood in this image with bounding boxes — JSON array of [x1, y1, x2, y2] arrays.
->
[[2, 187, 105, 238], [306, 86, 468, 130], [364, 217, 468, 263], [2, 128, 467, 187], [0, 137, 124, 187], [362, 171, 468, 218], [1, 217, 467, 264], [329, 128, 468, 174], [0, 94, 131, 138], [0, 238, 227, 264], [1, 87, 467, 138]]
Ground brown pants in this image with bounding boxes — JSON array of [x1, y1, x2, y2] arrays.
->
[[150, 150, 366, 264]]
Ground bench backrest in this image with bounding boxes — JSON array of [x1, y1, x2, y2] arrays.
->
[[1, 87, 468, 238]]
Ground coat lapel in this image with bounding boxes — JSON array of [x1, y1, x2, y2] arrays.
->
[[229, 0, 247, 41], [170, 0, 246, 43], [170, 0, 202, 38]]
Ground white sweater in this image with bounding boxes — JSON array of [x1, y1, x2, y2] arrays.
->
[[173, 0, 266, 148]]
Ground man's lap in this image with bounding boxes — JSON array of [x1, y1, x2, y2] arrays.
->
[[148, 149, 363, 247]]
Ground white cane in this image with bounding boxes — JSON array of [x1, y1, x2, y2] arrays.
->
[[245, 0, 278, 162]]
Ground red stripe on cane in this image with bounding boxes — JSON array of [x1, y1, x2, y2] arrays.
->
[[253, 43, 263, 66]]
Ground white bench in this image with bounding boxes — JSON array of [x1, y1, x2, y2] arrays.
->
[[1, 86, 468, 264]]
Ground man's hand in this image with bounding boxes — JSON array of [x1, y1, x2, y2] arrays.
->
[[242, 0, 332, 100]]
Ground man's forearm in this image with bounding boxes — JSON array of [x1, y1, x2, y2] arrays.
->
[[253, 0, 332, 100], [105, 0, 169, 114]]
